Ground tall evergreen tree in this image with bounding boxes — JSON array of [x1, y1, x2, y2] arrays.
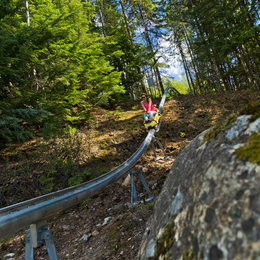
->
[[1, 0, 124, 125], [163, 0, 260, 93]]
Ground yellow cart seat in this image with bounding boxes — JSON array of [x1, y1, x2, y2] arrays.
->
[[143, 108, 162, 130]]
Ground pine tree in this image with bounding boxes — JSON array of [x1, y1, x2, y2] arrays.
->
[[0, 109, 51, 144], [1, 0, 125, 126]]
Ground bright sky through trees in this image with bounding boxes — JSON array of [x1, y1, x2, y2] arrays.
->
[[158, 38, 184, 80]]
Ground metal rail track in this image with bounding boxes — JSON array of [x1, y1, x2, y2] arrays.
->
[[0, 86, 177, 240]]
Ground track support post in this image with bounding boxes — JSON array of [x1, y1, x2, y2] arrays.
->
[[129, 168, 153, 208], [151, 135, 170, 160], [25, 220, 58, 260]]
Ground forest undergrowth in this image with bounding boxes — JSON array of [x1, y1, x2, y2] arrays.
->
[[0, 90, 260, 260]]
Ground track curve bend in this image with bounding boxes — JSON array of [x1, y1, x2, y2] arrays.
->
[[0, 86, 176, 239]]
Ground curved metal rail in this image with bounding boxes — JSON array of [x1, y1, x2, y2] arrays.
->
[[0, 86, 175, 239]]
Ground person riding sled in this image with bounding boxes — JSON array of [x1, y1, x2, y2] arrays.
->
[[141, 93, 157, 121]]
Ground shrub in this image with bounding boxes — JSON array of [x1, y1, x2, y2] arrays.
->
[[0, 109, 51, 144]]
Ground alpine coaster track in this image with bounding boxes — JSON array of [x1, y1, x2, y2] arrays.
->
[[0, 86, 179, 259]]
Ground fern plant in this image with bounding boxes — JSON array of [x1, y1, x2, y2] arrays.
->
[[0, 109, 51, 144]]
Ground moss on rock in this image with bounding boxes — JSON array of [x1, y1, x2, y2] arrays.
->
[[202, 113, 237, 145], [235, 129, 260, 165], [154, 221, 175, 260], [182, 249, 194, 260], [201, 100, 260, 145], [240, 100, 260, 122]]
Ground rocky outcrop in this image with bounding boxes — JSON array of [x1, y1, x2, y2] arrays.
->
[[137, 115, 260, 260]]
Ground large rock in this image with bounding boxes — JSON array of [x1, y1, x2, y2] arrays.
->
[[137, 115, 260, 260]]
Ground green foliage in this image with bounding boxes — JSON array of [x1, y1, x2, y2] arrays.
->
[[140, 202, 154, 210], [120, 149, 130, 155], [0, 116, 31, 143], [35, 124, 92, 192], [96, 0, 146, 98], [163, 74, 189, 95], [0, 0, 124, 130], [38, 160, 91, 191], [164, 0, 260, 93], [38, 169, 56, 193], [114, 106, 123, 119], [0, 234, 14, 246], [41, 123, 64, 140], [68, 169, 91, 187], [132, 105, 139, 110], [0, 109, 51, 144], [204, 112, 213, 121], [180, 132, 186, 138], [82, 198, 92, 205], [41, 125, 84, 161]]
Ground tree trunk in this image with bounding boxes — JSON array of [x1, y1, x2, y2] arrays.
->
[[177, 37, 195, 94], [137, 3, 164, 95], [120, 0, 146, 93], [119, 0, 133, 46], [182, 24, 205, 93], [98, 0, 106, 37]]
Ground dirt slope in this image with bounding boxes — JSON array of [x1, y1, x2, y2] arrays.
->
[[0, 90, 259, 260]]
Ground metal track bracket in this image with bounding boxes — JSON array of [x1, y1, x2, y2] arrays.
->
[[25, 220, 58, 260], [129, 168, 153, 208], [151, 135, 171, 160]]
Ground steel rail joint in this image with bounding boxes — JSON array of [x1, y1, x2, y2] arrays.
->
[[0, 86, 175, 239]]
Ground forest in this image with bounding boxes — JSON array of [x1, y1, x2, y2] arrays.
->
[[0, 1, 260, 258], [1, 0, 259, 144]]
